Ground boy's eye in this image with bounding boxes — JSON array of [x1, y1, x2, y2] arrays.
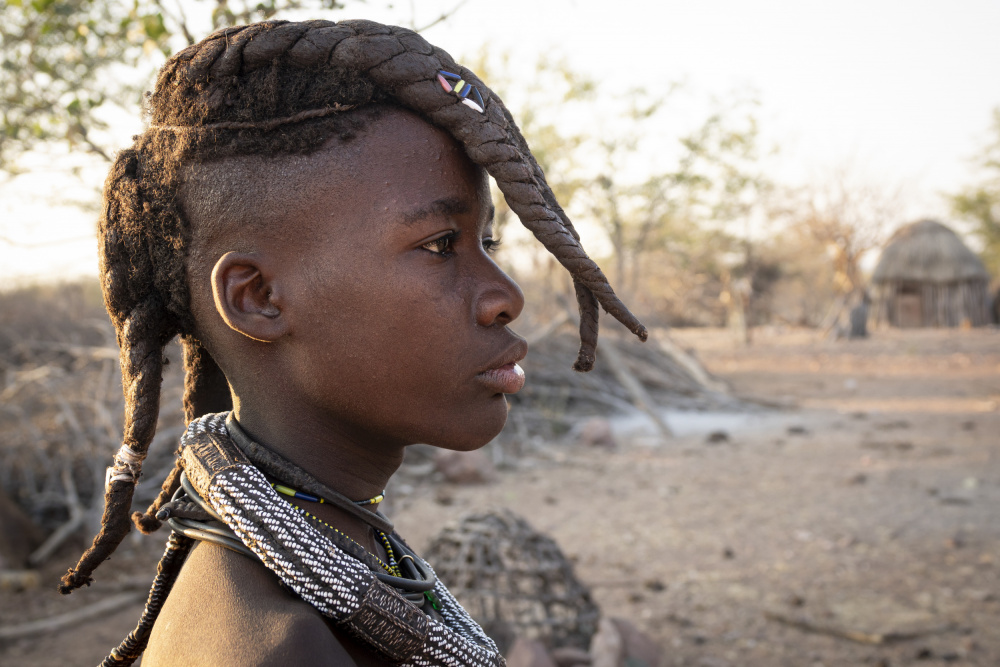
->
[[422, 234, 455, 255], [482, 237, 502, 255], [420, 233, 501, 256]]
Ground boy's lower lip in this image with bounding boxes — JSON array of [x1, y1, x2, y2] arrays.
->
[[476, 362, 525, 394]]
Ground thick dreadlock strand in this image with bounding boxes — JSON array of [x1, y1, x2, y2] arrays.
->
[[361, 32, 647, 346], [511, 139, 607, 370], [573, 282, 601, 371], [62, 148, 178, 592], [131, 337, 232, 533], [132, 463, 180, 534], [179, 336, 232, 421], [61, 300, 169, 591], [80, 18, 647, 589]]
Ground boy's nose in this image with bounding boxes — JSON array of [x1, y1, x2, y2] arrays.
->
[[475, 267, 524, 327]]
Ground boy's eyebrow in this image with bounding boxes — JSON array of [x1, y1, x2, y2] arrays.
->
[[402, 197, 469, 225]]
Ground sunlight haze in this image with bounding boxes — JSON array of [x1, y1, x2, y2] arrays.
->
[[2, 0, 998, 285]]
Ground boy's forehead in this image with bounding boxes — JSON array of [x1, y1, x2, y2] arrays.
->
[[181, 108, 485, 248]]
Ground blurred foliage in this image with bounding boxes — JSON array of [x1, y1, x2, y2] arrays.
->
[[0, 0, 349, 172], [950, 107, 1000, 278], [585, 97, 771, 329], [471, 51, 774, 328], [784, 173, 899, 298]]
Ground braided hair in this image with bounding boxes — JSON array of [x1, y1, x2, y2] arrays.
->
[[63, 19, 646, 594]]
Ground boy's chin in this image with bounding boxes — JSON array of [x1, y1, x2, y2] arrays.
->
[[423, 398, 509, 452]]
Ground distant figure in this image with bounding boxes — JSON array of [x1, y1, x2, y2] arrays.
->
[[848, 293, 870, 339]]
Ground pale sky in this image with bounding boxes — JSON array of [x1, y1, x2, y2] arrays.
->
[[2, 0, 998, 286]]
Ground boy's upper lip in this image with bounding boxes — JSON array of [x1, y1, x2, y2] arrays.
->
[[479, 336, 528, 373]]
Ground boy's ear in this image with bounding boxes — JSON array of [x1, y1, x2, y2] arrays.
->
[[210, 251, 287, 342]]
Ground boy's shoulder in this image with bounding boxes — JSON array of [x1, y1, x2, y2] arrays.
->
[[142, 540, 378, 666]]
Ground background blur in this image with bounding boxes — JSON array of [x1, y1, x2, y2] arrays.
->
[[1, 1, 999, 666]]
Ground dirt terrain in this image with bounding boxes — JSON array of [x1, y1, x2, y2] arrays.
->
[[2, 327, 998, 666]]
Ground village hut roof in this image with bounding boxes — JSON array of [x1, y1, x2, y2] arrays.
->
[[871, 219, 989, 284]]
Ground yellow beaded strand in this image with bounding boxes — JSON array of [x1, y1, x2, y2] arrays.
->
[[289, 503, 402, 577]]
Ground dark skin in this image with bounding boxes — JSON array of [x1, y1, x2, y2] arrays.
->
[[143, 109, 526, 665]]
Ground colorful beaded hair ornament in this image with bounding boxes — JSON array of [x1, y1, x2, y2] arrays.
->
[[437, 70, 486, 113]]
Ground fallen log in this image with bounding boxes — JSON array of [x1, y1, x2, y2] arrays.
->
[[0, 591, 144, 640], [763, 607, 951, 645], [598, 339, 672, 438]]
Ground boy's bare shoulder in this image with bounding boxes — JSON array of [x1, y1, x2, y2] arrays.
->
[[143, 540, 363, 666]]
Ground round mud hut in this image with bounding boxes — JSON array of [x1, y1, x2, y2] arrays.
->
[[869, 219, 992, 328]]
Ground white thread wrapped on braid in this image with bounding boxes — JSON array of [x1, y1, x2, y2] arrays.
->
[[105, 444, 146, 491], [181, 413, 504, 666]]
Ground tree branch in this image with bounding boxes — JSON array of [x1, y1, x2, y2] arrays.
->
[[0, 234, 95, 248], [415, 0, 471, 32], [154, 0, 196, 46]]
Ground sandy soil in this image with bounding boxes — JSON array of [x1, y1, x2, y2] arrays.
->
[[2, 327, 998, 666]]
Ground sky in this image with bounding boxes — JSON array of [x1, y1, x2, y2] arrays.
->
[[2, 0, 999, 286]]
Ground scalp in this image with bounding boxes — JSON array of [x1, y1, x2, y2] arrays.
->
[[179, 104, 388, 252]]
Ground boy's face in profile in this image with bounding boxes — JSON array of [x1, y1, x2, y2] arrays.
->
[[199, 108, 527, 453]]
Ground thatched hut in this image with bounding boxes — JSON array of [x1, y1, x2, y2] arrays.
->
[[869, 219, 992, 328]]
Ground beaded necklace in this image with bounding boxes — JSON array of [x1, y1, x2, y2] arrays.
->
[[271, 483, 402, 577], [272, 483, 385, 506]]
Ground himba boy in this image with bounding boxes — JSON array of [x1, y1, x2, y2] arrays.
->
[[61, 18, 647, 666]]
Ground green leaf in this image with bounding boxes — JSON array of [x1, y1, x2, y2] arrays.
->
[[140, 12, 166, 41]]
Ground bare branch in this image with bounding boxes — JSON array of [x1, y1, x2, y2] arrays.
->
[[154, 0, 196, 46], [0, 235, 96, 248], [0, 592, 144, 640], [415, 0, 471, 32], [598, 338, 672, 438], [79, 133, 113, 163], [28, 467, 85, 566]]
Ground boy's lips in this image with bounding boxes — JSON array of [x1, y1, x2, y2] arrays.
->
[[476, 362, 526, 394], [476, 339, 528, 394]]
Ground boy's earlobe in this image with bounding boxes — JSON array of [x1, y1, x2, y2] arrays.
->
[[211, 252, 287, 342]]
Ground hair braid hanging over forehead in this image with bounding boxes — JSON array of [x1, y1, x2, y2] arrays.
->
[[65, 18, 646, 593]]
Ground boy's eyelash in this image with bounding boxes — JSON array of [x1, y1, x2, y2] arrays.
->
[[420, 234, 502, 256]]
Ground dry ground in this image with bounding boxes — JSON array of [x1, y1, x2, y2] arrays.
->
[[2, 327, 998, 666]]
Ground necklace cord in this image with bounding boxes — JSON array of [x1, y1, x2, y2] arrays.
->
[[224, 414, 394, 534], [164, 475, 256, 558], [272, 483, 419, 580]]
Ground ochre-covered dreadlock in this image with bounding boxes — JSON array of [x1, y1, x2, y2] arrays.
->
[[63, 18, 646, 594]]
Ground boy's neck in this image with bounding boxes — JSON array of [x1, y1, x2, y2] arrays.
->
[[231, 400, 405, 504]]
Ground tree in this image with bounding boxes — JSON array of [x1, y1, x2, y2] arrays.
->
[[3, 0, 162, 169], [792, 174, 897, 297], [674, 102, 771, 340], [950, 107, 1000, 277]]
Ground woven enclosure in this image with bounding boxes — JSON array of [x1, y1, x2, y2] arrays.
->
[[425, 509, 600, 653]]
